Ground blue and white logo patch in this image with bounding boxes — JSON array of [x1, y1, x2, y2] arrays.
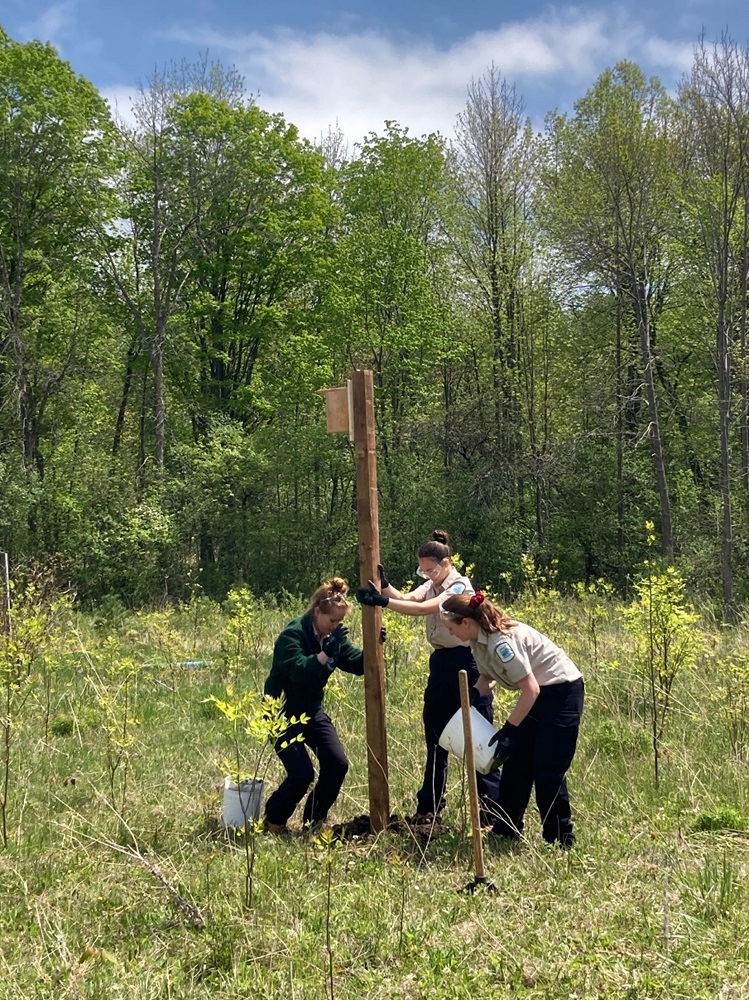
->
[[447, 582, 466, 595], [496, 641, 515, 663]]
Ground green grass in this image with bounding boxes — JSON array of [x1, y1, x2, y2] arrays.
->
[[1, 598, 749, 999]]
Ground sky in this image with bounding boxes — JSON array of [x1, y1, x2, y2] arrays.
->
[[2, 0, 748, 147]]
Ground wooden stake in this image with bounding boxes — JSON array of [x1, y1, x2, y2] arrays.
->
[[350, 369, 389, 833], [459, 670, 489, 886]]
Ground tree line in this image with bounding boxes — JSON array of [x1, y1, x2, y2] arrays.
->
[[1, 24, 748, 617]]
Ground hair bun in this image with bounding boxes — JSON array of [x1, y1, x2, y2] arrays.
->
[[432, 529, 449, 545], [329, 576, 348, 594]]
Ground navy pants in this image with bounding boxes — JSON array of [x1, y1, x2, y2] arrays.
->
[[416, 646, 502, 826], [264, 710, 348, 827], [491, 678, 584, 846]]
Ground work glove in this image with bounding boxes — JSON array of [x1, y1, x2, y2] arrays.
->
[[321, 624, 348, 659], [469, 685, 482, 708], [377, 563, 390, 589], [487, 721, 518, 771], [357, 581, 389, 608]]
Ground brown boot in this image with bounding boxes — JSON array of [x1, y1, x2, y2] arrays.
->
[[264, 819, 290, 836]]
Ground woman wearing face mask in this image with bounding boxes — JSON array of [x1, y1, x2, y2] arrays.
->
[[263, 577, 365, 835], [358, 530, 501, 827]]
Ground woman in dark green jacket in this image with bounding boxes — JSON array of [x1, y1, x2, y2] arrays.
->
[[263, 577, 364, 834]]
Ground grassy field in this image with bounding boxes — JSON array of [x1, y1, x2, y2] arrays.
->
[[1, 589, 748, 999]]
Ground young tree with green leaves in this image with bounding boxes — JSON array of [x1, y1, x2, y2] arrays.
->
[[623, 523, 700, 785]]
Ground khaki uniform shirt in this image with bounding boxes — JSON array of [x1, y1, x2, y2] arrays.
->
[[472, 622, 582, 690], [411, 567, 474, 649]]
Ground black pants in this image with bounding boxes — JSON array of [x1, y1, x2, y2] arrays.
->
[[416, 646, 502, 826], [491, 678, 584, 846], [264, 709, 348, 827]]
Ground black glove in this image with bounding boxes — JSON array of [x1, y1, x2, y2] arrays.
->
[[487, 721, 518, 771], [377, 563, 390, 589], [357, 582, 389, 608], [321, 624, 348, 658], [469, 685, 482, 708]]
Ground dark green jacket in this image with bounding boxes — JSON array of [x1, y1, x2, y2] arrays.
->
[[264, 610, 364, 718]]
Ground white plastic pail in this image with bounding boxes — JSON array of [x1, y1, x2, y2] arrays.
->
[[438, 707, 499, 775], [222, 776, 265, 828]]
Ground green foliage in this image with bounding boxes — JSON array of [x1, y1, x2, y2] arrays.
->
[[380, 613, 421, 689], [167, 93, 334, 429], [209, 683, 306, 908], [0, 567, 71, 846], [574, 578, 617, 669], [49, 713, 75, 737], [678, 850, 743, 924], [0, 590, 748, 996], [1, 26, 749, 624], [0, 581, 53, 685], [209, 686, 305, 783], [622, 523, 701, 783], [510, 556, 573, 640], [333, 123, 453, 511], [690, 806, 744, 833], [219, 587, 276, 691], [3, 22, 749, 987], [703, 637, 749, 759], [0, 29, 115, 490], [86, 648, 140, 817], [624, 559, 700, 698], [589, 717, 651, 759]]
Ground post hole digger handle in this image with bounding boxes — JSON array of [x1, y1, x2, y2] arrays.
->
[[458, 670, 496, 893]]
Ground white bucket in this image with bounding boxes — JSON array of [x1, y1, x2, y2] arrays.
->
[[222, 776, 264, 828], [438, 707, 499, 775]]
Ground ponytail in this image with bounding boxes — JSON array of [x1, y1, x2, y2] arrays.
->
[[441, 591, 514, 634]]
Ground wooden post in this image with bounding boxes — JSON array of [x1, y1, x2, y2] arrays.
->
[[318, 372, 389, 833], [350, 370, 389, 832]]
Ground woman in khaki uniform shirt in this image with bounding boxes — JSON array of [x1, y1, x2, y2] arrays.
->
[[441, 590, 584, 848], [358, 530, 501, 826]]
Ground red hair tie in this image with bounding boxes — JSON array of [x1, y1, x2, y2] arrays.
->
[[469, 591, 485, 608]]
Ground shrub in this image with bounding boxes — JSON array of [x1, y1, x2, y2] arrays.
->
[[690, 806, 744, 833]]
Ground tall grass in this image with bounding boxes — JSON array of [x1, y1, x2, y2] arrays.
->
[[1, 590, 748, 999]]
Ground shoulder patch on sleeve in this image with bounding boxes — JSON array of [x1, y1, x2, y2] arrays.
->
[[496, 641, 515, 663], [447, 582, 466, 595]]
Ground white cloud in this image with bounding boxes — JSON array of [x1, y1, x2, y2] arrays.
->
[[642, 37, 695, 74], [19, 1, 77, 50], [152, 6, 699, 143], [100, 86, 138, 129]]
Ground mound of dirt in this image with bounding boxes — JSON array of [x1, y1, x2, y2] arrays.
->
[[331, 813, 449, 840]]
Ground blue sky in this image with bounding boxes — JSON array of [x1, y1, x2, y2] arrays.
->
[[2, 0, 747, 145]]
